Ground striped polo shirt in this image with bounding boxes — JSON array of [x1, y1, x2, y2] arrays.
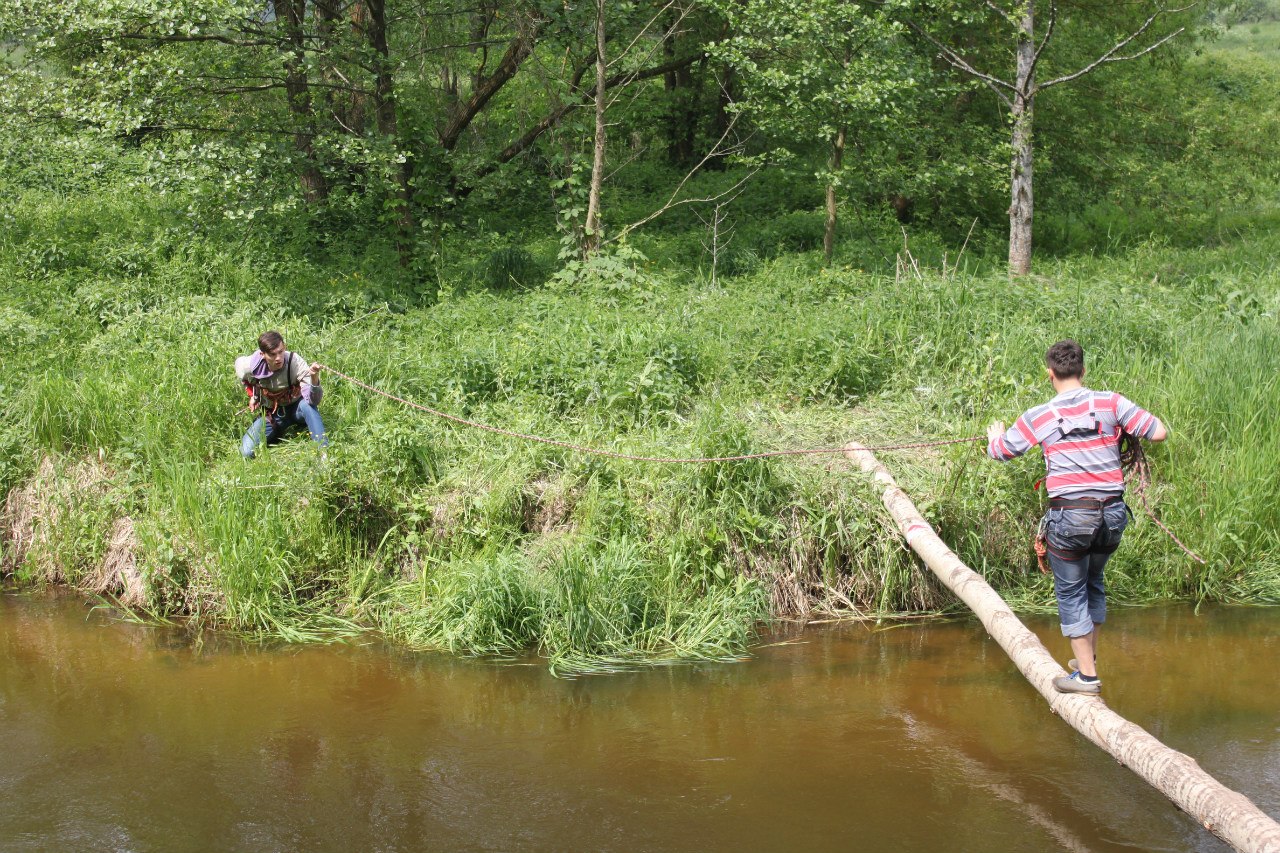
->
[[987, 387, 1162, 497]]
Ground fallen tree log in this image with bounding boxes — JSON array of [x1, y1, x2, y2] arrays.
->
[[843, 442, 1280, 853]]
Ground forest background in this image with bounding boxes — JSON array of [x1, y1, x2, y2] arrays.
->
[[1, 0, 1278, 671]]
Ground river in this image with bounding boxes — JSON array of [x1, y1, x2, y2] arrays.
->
[[1, 590, 1276, 852]]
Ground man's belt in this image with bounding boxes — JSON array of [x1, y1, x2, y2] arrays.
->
[[1048, 495, 1123, 509]]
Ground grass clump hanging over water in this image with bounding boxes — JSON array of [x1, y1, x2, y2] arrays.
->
[[376, 538, 766, 674]]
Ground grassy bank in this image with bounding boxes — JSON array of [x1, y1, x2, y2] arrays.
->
[[2, 180, 1279, 671], [3, 21, 1279, 672]]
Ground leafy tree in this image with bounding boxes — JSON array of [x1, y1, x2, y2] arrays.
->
[[892, 0, 1197, 275], [0, 0, 703, 264], [708, 0, 923, 264]]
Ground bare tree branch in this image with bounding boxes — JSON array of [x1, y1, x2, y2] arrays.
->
[[75, 31, 286, 49], [603, 143, 649, 182], [1039, 4, 1192, 90], [1027, 0, 1057, 85], [145, 122, 303, 137], [190, 83, 286, 94], [607, 0, 695, 71], [331, 111, 360, 135], [608, 117, 755, 243], [610, 166, 759, 245], [904, 21, 1015, 107], [3, 103, 307, 139], [186, 77, 373, 95], [983, 0, 1018, 26], [470, 4, 497, 84]]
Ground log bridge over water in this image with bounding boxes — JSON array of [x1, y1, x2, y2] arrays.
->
[[320, 366, 1278, 849], [844, 443, 1280, 853]]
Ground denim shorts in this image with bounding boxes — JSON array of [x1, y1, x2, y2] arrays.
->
[[1043, 499, 1129, 638]]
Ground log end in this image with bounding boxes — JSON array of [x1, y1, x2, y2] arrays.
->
[[843, 441, 881, 474]]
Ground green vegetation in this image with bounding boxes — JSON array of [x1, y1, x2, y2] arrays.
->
[[1, 7, 1278, 671]]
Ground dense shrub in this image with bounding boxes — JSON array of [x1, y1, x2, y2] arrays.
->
[[480, 246, 543, 291]]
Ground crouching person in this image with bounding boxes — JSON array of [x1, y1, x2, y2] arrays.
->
[[986, 340, 1166, 695], [236, 330, 327, 459]]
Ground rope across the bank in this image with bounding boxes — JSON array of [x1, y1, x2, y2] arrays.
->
[[317, 364, 984, 462], [316, 363, 1204, 562]]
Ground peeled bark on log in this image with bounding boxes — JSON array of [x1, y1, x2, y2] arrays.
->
[[843, 442, 1280, 853]]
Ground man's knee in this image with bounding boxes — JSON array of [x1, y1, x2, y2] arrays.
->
[[297, 400, 327, 438], [1054, 607, 1095, 635], [298, 400, 324, 423], [241, 422, 264, 458]]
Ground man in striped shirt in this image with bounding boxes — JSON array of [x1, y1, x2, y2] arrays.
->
[[986, 340, 1167, 695]]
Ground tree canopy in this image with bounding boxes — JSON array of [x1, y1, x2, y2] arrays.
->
[[0, 0, 1260, 274]]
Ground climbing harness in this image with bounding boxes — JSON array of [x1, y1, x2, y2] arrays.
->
[[244, 352, 305, 419], [1029, 430, 1205, 568], [1046, 402, 1103, 441], [1031, 401, 1107, 491]]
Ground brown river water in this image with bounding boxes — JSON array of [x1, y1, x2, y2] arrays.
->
[[1, 590, 1276, 853]]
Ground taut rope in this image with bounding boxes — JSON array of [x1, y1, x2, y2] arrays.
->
[[316, 364, 983, 463], [317, 364, 1204, 561]]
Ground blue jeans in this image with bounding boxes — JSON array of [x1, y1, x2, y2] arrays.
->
[[1043, 499, 1129, 638], [240, 400, 328, 459]]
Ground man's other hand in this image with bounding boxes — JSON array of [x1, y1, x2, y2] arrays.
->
[[986, 420, 1005, 443]]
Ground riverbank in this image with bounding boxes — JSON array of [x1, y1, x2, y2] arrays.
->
[[4, 16, 1280, 669], [3, 201, 1279, 669]]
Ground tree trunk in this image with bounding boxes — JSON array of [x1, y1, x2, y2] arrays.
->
[[277, 0, 328, 205], [823, 126, 846, 266], [843, 442, 1280, 853], [315, 0, 368, 138], [662, 20, 698, 166], [583, 0, 607, 257], [437, 27, 539, 152], [1008, 2, 1035, 277], [367, 0, 416, 265]]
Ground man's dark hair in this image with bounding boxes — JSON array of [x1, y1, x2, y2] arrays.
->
[[1045, 339, 1085, 380], [258, 330, 285, 353]]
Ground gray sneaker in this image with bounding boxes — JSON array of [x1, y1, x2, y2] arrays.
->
[[1054, 671, 1101, 695]]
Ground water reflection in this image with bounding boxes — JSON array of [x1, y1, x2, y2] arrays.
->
[[1, 590, 1275, 853]]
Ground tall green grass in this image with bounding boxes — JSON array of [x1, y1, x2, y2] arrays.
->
[[4, 183, 1278, 674]]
